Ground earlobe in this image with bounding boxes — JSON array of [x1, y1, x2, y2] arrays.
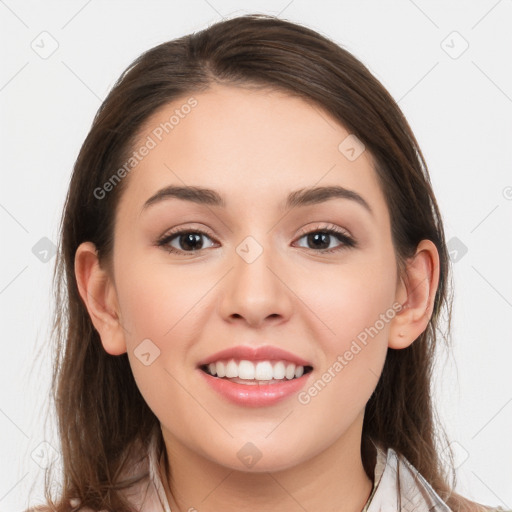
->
[[388, 239, 440, 350], [74, 241, 127, 355]]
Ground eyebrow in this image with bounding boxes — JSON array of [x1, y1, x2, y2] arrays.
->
[[140, 185, 373, 216]]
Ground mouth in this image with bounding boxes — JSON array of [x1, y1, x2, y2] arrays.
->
[[199, 359, 314, 385]]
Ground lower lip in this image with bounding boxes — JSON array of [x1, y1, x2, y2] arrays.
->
[[197, 368, 312, 407]]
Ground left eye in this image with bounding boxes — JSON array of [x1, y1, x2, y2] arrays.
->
[[294, 227, 356, 253]]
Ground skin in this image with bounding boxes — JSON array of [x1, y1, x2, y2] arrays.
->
[[75, 83, 439, 512]]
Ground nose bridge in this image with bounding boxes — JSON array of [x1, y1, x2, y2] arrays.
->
[[219, 231, 292, 326]]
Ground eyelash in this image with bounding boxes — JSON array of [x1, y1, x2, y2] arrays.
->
[[156, 224, 357, 256]]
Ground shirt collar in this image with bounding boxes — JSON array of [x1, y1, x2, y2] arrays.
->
[[364, 441, 453, 512]]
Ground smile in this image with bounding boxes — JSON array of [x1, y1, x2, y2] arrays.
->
[[200, 359, 313, 383], [197, 360, 313, 407]]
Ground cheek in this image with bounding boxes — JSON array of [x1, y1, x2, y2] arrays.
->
[[114, 257, 208, 424], [300, 251, 398, 350], [293, 249, 396, 412], [114, 255, 211, 343], [113, 255, 218, 402], [294, 276, 393, 446]]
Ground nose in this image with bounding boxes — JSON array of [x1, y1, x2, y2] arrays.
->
[[218, 239, 294, 329]]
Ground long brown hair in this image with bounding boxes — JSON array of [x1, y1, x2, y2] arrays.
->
[[30, 13, 488, 512]]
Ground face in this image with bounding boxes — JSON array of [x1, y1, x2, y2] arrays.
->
[[106, 84, 401, 472]]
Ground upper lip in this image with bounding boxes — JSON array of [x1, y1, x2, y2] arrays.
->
[[197, 345, 313, 368]]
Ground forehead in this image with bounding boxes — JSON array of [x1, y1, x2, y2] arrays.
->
[[118, 83, 387, 219]]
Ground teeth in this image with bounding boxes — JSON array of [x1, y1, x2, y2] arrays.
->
[[225, 360, 238, 378], [215, 361, 226, 378], [239, 360, 256, 379], [273, 361, 286, 379], [204, 359, 309, 381]]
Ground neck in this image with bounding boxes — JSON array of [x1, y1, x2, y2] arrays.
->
[[159, 412, 374, 512]]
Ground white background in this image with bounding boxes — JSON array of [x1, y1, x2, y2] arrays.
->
[[1, 1, 511, 510]]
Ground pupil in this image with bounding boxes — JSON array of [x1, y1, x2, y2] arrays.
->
[[181, 233, 202, 251], [309, 232, 329, 250]]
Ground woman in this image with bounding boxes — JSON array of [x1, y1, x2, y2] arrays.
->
[[28, 13, 506, 512]]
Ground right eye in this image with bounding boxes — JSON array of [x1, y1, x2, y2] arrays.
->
[[156, 228, 217, 255]]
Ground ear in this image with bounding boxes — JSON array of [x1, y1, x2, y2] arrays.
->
[[388, 239, 440, 349], [74, 241, 127, 355]]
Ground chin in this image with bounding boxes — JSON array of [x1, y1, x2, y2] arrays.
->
[[210, 443, 308, 474]]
